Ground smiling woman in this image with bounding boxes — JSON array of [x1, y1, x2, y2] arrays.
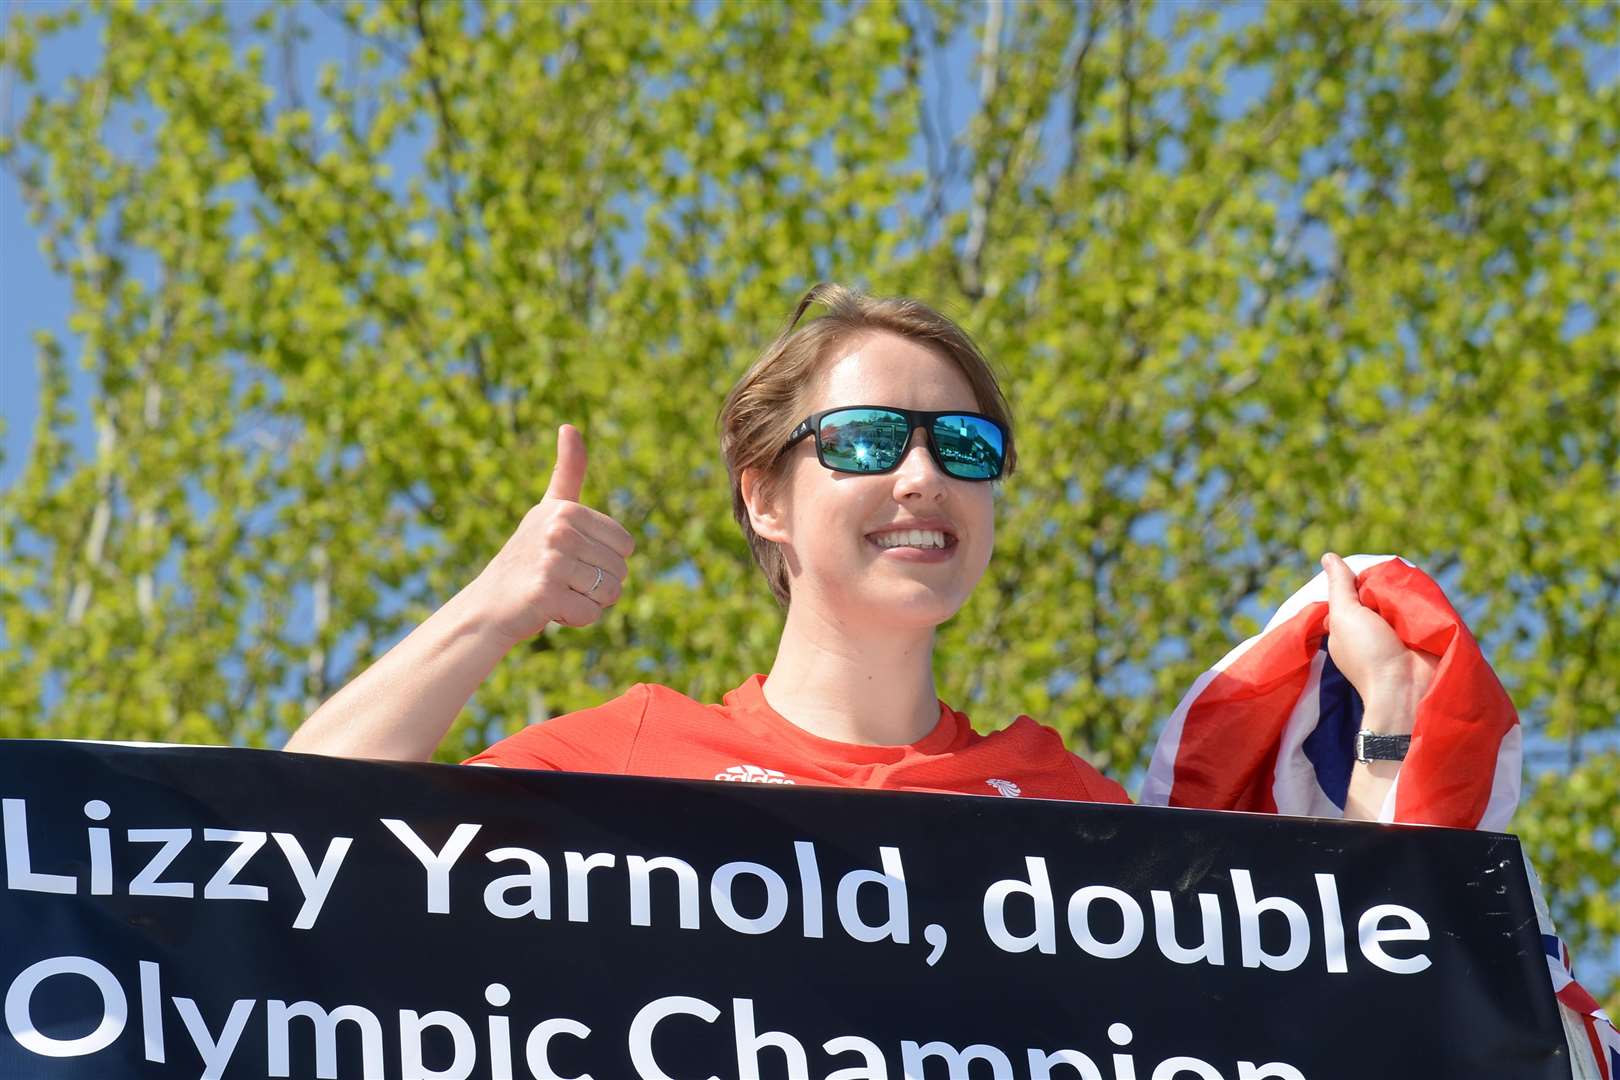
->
[[284, 283, 1425, 821], [286, 282, 1130, 802]]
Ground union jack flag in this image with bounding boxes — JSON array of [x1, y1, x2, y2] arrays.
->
[[1141, 554, 1612, 1076], [1141, 555, 1520, 827], [1544, 932, 1620, 1080]]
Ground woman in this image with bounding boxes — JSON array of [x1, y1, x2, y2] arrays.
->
[[286, 283, 1430, 818]]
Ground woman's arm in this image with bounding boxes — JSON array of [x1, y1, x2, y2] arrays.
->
[[284, 425, 634, 760], [285, 582, 521, 760]]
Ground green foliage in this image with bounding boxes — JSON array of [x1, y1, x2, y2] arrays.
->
[[3, 0, 1616, 1006]]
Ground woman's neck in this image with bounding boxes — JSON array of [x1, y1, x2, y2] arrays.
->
[[761, 602, 941, 746]]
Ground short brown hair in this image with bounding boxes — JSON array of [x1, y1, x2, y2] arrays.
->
[[718, 282, 1018, 608]]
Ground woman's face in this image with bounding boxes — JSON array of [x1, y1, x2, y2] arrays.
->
[[758, 331, 997, 630]]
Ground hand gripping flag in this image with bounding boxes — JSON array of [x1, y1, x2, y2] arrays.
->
[[1140, 554, 1520, 828], [1140, 554, 1615, 1078]]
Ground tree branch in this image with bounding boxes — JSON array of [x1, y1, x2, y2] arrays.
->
[[957, 0, 1005, 300], [1119, 0, 1139, 163], [1058, 0, 1104, 183]]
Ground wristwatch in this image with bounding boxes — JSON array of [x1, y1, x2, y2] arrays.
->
[[1355, 730, 1411, 763]]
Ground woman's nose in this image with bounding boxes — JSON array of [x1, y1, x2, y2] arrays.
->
[[892, 426, 946, 497]]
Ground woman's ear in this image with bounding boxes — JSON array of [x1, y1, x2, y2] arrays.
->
[[739, 466, 790, 543]]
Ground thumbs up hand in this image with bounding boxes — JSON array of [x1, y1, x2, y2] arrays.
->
[[470, 425, 636, 646]]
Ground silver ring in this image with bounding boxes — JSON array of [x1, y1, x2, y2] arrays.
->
[[588, 565, 604, 596]]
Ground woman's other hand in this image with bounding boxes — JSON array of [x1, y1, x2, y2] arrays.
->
[[1320, 552, 1439, 735]]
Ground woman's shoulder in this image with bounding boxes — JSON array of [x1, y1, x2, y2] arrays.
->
[[463, 680, 757, 773], [966, 711, 1132, 805], [462, 683, 666, 771]]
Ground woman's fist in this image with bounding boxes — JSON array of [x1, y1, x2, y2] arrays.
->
[[1319, 552, 1438, 730]]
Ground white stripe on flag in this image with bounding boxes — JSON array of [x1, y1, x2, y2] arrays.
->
[[1271, 649, 1341, 818], [1139, 637, 1251, 807], [1478, 723, 1523, 832]]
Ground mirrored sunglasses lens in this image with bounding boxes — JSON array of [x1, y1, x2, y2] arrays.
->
[[932, 415, 1004, 479], [818, 409, 910, 472]]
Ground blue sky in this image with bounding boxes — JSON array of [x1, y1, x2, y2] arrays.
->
[[1, 4, 101, 491]]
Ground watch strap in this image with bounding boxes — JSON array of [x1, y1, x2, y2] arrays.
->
[[1355, 730, 1411, 763]]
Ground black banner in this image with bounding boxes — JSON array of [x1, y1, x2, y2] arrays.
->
[[1, 740, 1569, 1079]]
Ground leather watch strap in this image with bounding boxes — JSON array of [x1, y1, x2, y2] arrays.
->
[[1355, 730, 1412, 763]]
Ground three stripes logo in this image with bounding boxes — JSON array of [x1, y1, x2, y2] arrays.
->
[[714, 764, 796, 784]]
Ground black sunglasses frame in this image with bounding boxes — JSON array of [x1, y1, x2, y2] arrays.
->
[[782, 405, 1008, 481]]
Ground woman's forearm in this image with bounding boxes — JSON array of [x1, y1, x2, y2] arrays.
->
[[1342, 681, 1423, 821], [284, 584, 517, 761]]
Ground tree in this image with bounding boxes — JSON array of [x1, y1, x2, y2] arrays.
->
[[3, 0, 1616, 1005]]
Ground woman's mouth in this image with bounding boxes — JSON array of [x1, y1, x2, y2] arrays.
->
[[865, 528, 957, 562]]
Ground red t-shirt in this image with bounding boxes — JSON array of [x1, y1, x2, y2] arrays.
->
[[464, 674, 1130, 804]]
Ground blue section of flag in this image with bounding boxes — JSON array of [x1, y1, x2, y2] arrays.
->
[[1543, 933, 1563, 960], [1302, 638, 1362, 810]]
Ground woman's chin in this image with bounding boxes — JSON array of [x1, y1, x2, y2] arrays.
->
[[793, 570, 975, 629], [858, 583, 968, 628]]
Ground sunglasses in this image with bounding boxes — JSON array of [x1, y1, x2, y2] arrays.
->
[[782, 406, 1008, 481]]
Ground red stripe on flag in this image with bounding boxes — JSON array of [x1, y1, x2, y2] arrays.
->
[[1168, 603, 1327, 814], [1355, 560, 1520, 827]]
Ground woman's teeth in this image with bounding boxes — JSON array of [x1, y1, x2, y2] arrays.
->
[[870, 529, 948, 550]]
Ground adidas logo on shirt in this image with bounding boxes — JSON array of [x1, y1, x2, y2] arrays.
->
[[986, 778, 1022, 798], [715, 764, 796, 784]]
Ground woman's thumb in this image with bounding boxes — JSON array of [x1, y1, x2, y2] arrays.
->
[[1320, 552, 1362, 630], [543, 424, 587, 503]]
